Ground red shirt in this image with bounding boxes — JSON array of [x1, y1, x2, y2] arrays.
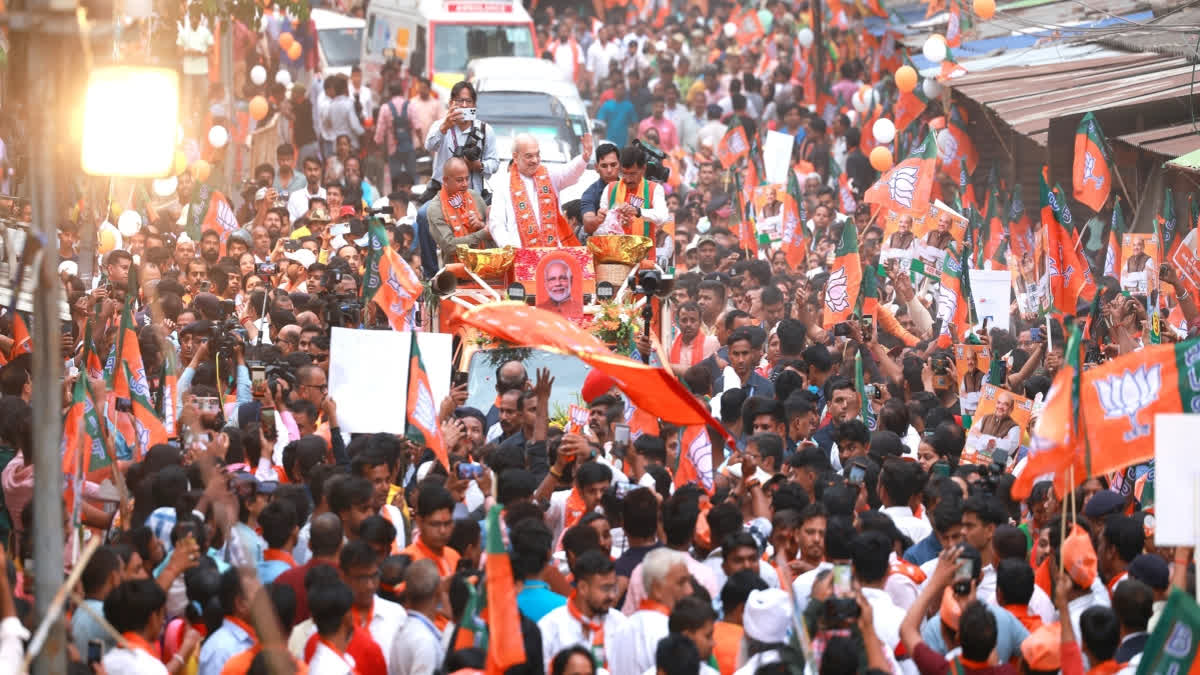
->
[[274, 560, 337, 625], [912, 643, 1019, 675]]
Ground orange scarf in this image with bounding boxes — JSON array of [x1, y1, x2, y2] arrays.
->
[[227, 617, 259, 643], [611, 178, 653, 239], [439, 189, 478, 238], [352, 601, 374, 629], [669, 331, 705, 367], [411, 538, 459, 576], [639, 599, 671, 615], [263, 549, 296, 566], [510, 164, 574, 247], [567, 594, 606, 666], [122, 632, 162, 661]]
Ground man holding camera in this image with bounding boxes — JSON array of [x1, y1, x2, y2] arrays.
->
[[597, 145, 668, 243]]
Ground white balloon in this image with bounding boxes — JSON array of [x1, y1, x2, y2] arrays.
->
[[152, 176, 177, 197], [923, 35, 947, 63], [922, 77, 944, 98], [723, 22, 738, 38], [873, 118, 896, 145], [208, 125, 229, 149], [250, 65, 267, 86], [117, 209, 142, 238], [275, 69, 292, 86], [797, 27, 814, 48], [851, 88, 874, 114]]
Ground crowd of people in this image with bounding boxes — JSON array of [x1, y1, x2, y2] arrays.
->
[[0, 0, 1194, 673]]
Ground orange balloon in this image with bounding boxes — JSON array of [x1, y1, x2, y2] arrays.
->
[[870, 146, 894, 172], [287, 42, 302, 60], [973, 0, 995, 19], [249, 95, 269, 121], [279, 32, 294, 50], [191, 159, 211, 183], [173, 149, 188, 176], [895, 66, 918, 93]]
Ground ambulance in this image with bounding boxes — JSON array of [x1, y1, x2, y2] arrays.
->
[[361, 0, 537, 98]]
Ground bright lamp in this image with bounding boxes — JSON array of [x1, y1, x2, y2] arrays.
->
[[81, 67, 179, 177]]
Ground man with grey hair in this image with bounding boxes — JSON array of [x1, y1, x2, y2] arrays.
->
[[608, 548, 693, 675], [488, 132, 593, 248], [389, 559, 442, 675], [535, 259, 581, 316]]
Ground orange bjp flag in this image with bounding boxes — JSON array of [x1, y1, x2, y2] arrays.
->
[[674, 425, 714, 494], [405, 332, 449, 472], [484, 505, 525, 674], [1041, 174, 1096, 315], [717, 126, 750, 169], [373, 244, 423, 330], [864, 130, 938, 215], [780, 170, 808, 269], [9, 312, 31, 359], [1073, 112, 1112, 213], [820, 220, 862, 329]]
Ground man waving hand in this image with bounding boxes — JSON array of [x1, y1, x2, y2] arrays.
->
[[490, 133, 592, 248]]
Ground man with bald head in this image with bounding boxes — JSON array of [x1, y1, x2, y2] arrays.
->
[[488, 131, 593, 248], [275, 324, 301, 355], [972, 391, 1021, 455], [486, 360, 527, 440], [427, 156, 491, 265]]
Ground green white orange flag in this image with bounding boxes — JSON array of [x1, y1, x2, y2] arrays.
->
[[484, 504, 525, 674], [1041, 173, 1096, 315], [405, 332, 449, 472], [1072, 112, 1112, 213], [864, 130, 938, 215], [8, 312, 31, 359], [1012, 332, 1200, 499], [1136, 589, 1200, 675], [821, 221, 863, 329], [780, 169, 808, 269], [716, 126, 749, 169], [1104, 198, 1126, 279]]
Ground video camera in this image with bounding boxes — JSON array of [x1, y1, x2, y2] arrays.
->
[[633, 139, 670, 183], [453, 125, 485, 164], [318, 264, 364, 332], [208, 299, 247, 361]]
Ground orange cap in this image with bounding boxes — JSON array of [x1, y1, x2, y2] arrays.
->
[[1020, 623, 1062, 671], [940, 587, 962, 632], [1062, 524, 1098, 589]]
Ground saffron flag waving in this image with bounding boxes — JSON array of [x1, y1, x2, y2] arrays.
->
[[484, 504, 526, 674], [370, 234, 423, 330], [938, 106, 979, 177], [674, 425, 714, 494], [864, 130, 938, 215], [1041, 174, 1096, 315], [186, 183, 239, 242], [1014, 334, 1200, 499], [1104, 198, 1126, 279], [405, 332, 449, 472], [780, 170, 808, 269], [1073, 112, 1112, 213], [936, 242, 976, 342], [62, 374, 107, 478], [8, 312, 31, 359], [112, 305, 169, 455], [821, 221, 863, 329], [716, 126, 750, 169]]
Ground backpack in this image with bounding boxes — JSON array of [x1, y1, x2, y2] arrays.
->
[[386, 99, 414, 157]]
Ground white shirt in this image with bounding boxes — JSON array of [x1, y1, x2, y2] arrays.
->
[[103, 644, 167, 675], [792, 561, 834, 612], [861, 586, 905, 651], [363, 598, 407, 669], [380, 504, 408, 553], [537, 604, 627, 672], [308, 639, 356, 675], [488, 156, 587, 248], [553, 42, 584, 80], [176, 17, 214, 75], [287, 186, 326, 223], [350, 83, 375, 121], [586, 40, 621, 87], [880, 506, 932, 545], [608, 609, 669, 675], [734, 652, 781, 675], [389, 612, 444, 675]]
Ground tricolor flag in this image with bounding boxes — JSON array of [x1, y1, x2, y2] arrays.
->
[[821, 222, 862, 329], [484, 504, 526, 674], [864, 130, 938, 215], [674, 425, 714, 494], [405, 332, 449, 472], [780, 170, 808, 269], [1041, 174, 1096, 315], [1072, 112, 1112, 213]]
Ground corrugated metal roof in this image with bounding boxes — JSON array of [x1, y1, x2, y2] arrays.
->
[[948, 52, 1193, 144], [1079, 4, 1200, 61], [1168, 147, 1200, 171], [1115, 121, 1200, 159]]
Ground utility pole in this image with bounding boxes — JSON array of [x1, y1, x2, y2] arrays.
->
[[811, 0, 824, 100], [222, 18, 235, 193]]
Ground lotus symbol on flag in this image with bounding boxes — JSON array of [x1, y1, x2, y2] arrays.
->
[[825, 267, 850, 313], [888, 166, 919, 209], [1094, 365, 1161, 441], [937, 129, 958, 165], [1082, 152, 1105, 191]]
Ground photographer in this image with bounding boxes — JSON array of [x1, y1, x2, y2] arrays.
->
[[596, 145, 669, 242]]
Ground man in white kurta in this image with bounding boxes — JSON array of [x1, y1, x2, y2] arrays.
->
[[488, 133, 592, 248], [537, 551, 627, 671], [607, 549, 692, 675]]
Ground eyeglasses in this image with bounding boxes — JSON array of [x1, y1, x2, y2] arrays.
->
[[302, 382, 328, 392], [452, 97, 475, 105]]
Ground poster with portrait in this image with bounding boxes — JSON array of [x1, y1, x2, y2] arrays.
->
[[534, 251, 585, 319], [879, 200, 966, 273], [964, 384, 1033, 466], [1011, 223, 1051, 318], [1121, 233, 1160, 294], [955, 344, 992, 416]]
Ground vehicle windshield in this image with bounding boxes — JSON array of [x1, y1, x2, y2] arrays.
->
[[478, 92, 580, 160], [319, 27, 364, 68], [433, 24, 534, 73], [466, 347, 589, 416]]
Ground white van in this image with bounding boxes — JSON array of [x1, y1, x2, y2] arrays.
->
[[468, 56, 593, 138], [311, 9, 366, 79], [362, 0, 537, 98]]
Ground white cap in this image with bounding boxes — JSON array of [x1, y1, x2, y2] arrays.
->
[[59, 260, 79, 277], [742, 588, 792, 644], [285, 248, 317, 269]]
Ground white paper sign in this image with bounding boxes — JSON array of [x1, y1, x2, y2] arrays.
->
[[762, 130, 795, 185], [329, 328, 453, 434], [1154, 413, 1200, 546], [969, 269, 1012, 334]]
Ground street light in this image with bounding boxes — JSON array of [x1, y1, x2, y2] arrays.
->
[[80, 66, 179, 177]]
